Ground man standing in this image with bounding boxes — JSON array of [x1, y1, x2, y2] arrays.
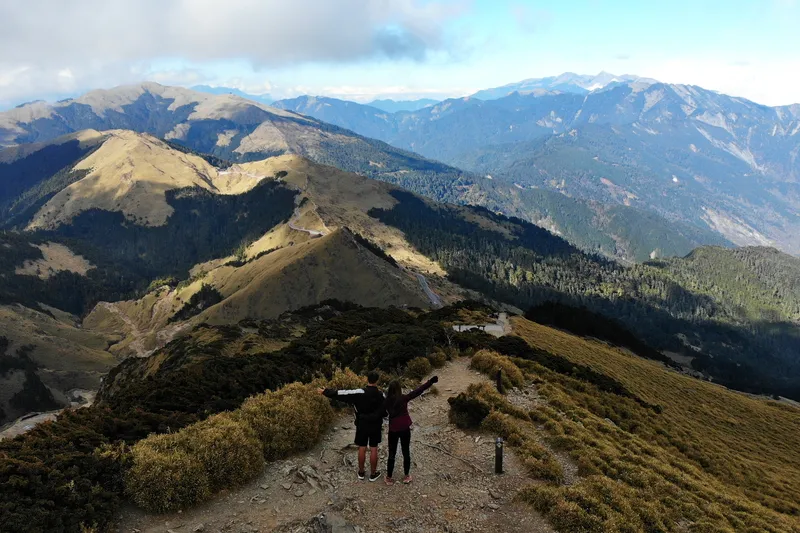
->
[[320, 371, 386, 481]]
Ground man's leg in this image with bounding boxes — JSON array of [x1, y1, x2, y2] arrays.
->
[[358, 446, 367, 475], [370, 445, 379, 474]]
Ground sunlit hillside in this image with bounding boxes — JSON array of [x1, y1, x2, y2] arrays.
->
[[501, 317, 800, 532]]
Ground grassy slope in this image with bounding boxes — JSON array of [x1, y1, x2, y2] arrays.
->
[[511, 316, 800, 532]]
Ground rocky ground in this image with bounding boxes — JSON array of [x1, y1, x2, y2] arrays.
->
[[117, 358, 556, 533]]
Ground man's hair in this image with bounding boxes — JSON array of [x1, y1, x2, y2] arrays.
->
[[367, 371, 380, 384]]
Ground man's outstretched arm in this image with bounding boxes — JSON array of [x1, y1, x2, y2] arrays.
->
[[319, 387, 365, 405]]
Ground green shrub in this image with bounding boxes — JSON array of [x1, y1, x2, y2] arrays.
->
[[126, 434, 211, 512], [406, 356, 432, 380]]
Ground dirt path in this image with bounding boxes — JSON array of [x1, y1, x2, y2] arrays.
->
[[116, 358, 554, 533], [96, 302, 149, 358], [288, 206, 327, 237]]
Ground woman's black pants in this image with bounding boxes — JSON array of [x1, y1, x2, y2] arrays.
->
[[387, 429, 412, 477]]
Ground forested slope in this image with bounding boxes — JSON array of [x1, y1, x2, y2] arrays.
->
[[370, 190, 800, 399]]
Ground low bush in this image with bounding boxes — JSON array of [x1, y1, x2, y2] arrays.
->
[[1, 304, 477, 531], [126, 435, 211, 513], [126, 382, 336, 512], [470, 350, 525, 389], [323, 367, 366, 390], [428, 348, 448, 368], [448, 392, 491, 429], [406, 356, 432, 380], [236, 383, 335, 461], [181, 413, 264, 492]]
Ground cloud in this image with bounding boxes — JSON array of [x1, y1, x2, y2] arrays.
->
[[0, 0, 465, 66], [0, 0, 468, 102], [641, 57, 800, 106], [510, 3, 552, 34], [278, 83, 474, 102]]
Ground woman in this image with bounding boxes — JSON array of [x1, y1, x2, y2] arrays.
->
[[384, 375, 439, 485]]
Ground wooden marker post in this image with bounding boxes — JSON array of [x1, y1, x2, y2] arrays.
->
[[495, 437, 504, 474]]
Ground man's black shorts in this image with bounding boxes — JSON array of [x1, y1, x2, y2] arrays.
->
[[354, 423, 382, 447]]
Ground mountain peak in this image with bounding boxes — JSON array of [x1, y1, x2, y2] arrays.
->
[[471, 72, 657, 100]]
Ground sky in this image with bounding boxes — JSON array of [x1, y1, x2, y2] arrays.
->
[[0, 0, 799, 109]]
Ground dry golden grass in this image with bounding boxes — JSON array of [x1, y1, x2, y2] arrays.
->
[[508, 317, 800, 532], [14, 242, 94, 279], [126, 434, 211, 513], [180, 413, 265, 491], [450, 381, 563, 483], [482, 411, 564, 483], [196, 228, 430, 325], [235, 383, 336, 461], [238, 154, 445, 275], [470, 349, 525, 389], [126, 381, 338, 512], [85, 226, 431, 358]]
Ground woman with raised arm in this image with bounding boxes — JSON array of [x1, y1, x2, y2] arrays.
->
[[383, 375, 438, 485]]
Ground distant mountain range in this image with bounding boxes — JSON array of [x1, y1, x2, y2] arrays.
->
[[0, 82, 727, 262], [367, 98, 439, 112], [471, 71, 656, 99], [1, 128, 799, 424], [273, 75, 800, 255], [190, 85, 274, 105]]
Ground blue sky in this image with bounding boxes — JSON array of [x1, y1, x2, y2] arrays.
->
[[1, 0, 799, 107]]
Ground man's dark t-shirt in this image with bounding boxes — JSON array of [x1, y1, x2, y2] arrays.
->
[[323, 385, 386, 446]]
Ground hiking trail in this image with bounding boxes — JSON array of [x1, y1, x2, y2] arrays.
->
[[117, 358, 555, 533]]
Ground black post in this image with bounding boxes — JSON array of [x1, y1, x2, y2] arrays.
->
[[496, 369, 503, 394], [495, 437, 504, 474]]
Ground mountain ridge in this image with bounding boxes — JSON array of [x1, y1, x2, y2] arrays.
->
[[471, 71, 658, 99], [273, 81, 800, 254]]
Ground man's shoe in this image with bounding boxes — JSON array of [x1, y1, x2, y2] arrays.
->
[[369, 471, 383, 482], [357, 471, 366, 480]]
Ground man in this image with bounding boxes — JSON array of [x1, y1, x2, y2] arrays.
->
[[320, 371, 386, 481]]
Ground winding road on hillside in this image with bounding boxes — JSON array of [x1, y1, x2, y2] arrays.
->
[[415, 272, 443, 308], [287, 206, 328, 237]]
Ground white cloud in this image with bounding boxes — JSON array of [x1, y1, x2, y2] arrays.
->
[[0, 0, 467, 66], [510, 3, 553, 34], [641, 57, 800, 106], [0, 0, 468, 103], [275, 84, 475, 102]]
